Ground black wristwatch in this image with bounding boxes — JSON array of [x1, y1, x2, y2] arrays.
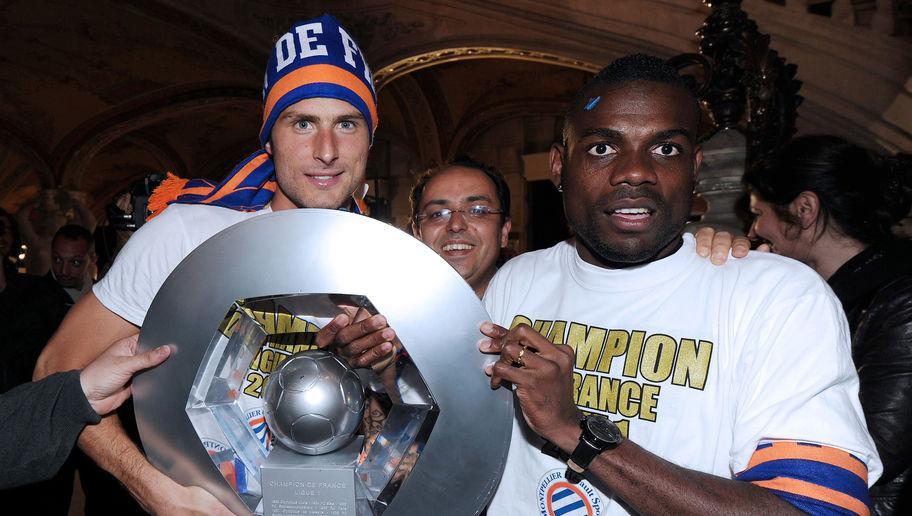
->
[[564, 414, 623, 483]]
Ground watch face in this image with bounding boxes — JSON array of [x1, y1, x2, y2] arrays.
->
[[585, 415, 623, 446]]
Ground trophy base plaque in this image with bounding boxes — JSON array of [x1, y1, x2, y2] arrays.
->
[[262, 437, 364, 516]]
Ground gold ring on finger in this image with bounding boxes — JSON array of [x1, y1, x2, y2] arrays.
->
[[516, 345, 527, 368]]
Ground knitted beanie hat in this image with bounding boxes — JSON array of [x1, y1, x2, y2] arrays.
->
[[147, 15, 375, 219], [259, 14, 378, 146]]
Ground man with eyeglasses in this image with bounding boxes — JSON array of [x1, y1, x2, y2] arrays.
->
[[409, 158, 512, 298], [409, 158, 749, 299]]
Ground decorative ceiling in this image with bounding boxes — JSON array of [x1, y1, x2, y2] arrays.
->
[[1, 0, 909, 216]]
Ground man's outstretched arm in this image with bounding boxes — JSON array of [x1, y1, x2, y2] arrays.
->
[[1, 370, 99, 488], [34, 293, 236, 515]]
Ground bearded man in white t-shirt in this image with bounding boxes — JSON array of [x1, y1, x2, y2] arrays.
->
[[480, 54, 881, 516], [33, 15, 397, 515]]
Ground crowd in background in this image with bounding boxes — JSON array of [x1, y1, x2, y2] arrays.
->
[[0, 33, 909, 512]]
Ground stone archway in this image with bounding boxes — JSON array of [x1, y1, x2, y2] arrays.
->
[[375, 47, 598, 90], [360, 1, 909, 152], [373, 52, 594, 248], [1, 0, 907, 238], [54, 84, 260, 190]]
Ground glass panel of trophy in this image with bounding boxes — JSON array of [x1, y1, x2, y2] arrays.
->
[[185, 293, 438, 515]]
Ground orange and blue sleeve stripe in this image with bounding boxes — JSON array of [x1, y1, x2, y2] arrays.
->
[[735, 441, 871, 515]]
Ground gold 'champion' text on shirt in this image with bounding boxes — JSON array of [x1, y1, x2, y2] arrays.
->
[[509, 315, 714, 437]]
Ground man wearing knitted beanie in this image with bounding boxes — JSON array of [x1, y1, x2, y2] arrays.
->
[[35, 15, 394, 514]]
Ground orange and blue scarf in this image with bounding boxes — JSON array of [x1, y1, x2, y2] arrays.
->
[[147, 14, 374, 219]]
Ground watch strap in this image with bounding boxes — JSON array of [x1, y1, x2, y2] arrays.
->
[[565, 460, 585, 484], [542, 416, 621, 484], [541, 440, 569, 461], [567, 458, 585, 474]]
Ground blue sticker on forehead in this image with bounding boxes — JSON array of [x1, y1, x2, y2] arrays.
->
[[584, 96, 601, 111]]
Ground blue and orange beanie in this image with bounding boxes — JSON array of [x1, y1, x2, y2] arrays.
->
[[260, 13, 377, 146], [148, 14, 374, 219]]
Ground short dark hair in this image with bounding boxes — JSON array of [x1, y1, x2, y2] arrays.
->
[[409, 157, 511, 226], [562, 53, 701, 145], [744, 135, 912, 244], [53, 224, 94, 250]]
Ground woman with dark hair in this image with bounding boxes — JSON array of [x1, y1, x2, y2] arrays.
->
[[744, 135, 912, 515]]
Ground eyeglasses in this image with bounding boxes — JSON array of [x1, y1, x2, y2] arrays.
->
[[415, 205, 504, 224]]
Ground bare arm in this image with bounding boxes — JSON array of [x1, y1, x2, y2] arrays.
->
[[548, 424, 799, 515], [481, 323, 800, 516], [34, 293, 236, 515], [35, 292, 138, 377]]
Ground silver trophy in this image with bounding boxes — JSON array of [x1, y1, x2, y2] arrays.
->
[[132, 209, 512, 515], [260, 350, 366, 516]]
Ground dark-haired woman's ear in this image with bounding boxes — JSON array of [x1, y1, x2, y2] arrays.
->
[[792, 191, 821, 231]]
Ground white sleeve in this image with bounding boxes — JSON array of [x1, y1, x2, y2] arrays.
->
[[482, 272, 503, 324], [93, 208, 193, 326], [483, 260, 521, 328], [730, 287, 883, 485]]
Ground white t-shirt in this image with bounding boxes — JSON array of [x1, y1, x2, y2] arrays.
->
[[95, 203, 278, 495], [95, 203, 272, 326], [484, 234, 881, 516]]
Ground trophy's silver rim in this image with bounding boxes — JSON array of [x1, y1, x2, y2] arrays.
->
[[133, 209, 512, 515]]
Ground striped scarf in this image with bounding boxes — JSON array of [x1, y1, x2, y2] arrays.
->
[[147, 150, 366, 220], [146, 15, 374, 220]]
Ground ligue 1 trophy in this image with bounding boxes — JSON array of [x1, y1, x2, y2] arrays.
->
[[259, 350, 367, 515], [132, 209, 512, 515]]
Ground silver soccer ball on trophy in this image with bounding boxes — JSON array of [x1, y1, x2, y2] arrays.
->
[[262, 350, 366, 455]]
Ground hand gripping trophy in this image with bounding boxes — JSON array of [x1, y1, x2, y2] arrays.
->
[[128, 16, 510, 514], [132, 210, 512, 516]]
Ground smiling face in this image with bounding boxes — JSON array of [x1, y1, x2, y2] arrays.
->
[[748, 193, 806, 260], [413, 166, 511, 296], [266, 97, 370, 210], [552, 80, 702, 267]]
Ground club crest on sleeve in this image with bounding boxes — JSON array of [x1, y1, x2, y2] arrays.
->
[[538, 468, 604, 516]]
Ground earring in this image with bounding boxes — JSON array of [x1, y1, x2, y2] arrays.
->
[[557, 183, 563, 193]]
